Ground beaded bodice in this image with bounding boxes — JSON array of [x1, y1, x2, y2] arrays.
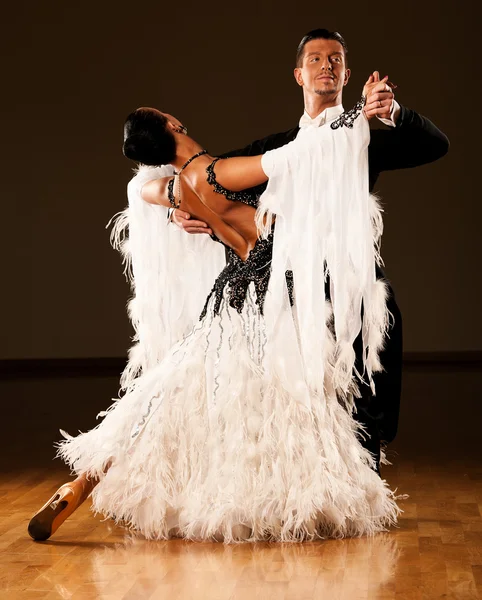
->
[[199, 157, 272, 317], [206, 158, 260, 208], [200, 235, 274, 319]]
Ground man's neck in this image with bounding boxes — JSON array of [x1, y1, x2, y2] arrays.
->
[[303, 91, 343, 119]]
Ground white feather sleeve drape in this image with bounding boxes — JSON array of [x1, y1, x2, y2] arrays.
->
[[110, 165, 225, 389], [256, 104, 388, 401]]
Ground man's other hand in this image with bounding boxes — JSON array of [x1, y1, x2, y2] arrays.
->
[[171, 209, 212, 235]]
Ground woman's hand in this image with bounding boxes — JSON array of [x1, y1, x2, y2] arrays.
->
[[363, 71, 397, 121], [171, 209, 212, 235]]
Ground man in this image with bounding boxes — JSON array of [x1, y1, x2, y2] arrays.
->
[[170, 29, 449, 472]]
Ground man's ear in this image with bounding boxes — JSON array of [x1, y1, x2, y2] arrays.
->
[[344, 68, 351, 86], [294, 67, 304, 87]]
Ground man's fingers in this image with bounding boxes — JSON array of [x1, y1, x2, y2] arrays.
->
[[368, 82, 394, 94], [184, 227, 213, 235], [364, 107, 388, 120], [365, 95, 393, 107], [373, 72, 389, 83], [364, 106, 392, 119], [179, 219, 209, 229], [174, 210, 191, 220], [364, 91, 393, 115], [365, 104, 392, 117], [366, 105, 391, 114], [174, 216, 208, 228], [366, 91, 394, 103], [364, 97, 394, 113], [363, 79, 394, 103], [171, 209, 212, 235]]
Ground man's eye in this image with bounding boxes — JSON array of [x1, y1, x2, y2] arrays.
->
[[311, 57, 319, 62]]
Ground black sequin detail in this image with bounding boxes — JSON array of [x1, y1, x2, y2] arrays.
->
[[206, 158, 260, 208], [167, 178, 176, 208], [200, 235, 274, 318], [200, 159, 294, 318], [175, 150, 208, 174], [330, 96, 366, 130], [200, 234, 295, 319]]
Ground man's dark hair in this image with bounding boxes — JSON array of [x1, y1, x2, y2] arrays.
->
[[296, 29, 348, 67], [123, 108, 176, 166]]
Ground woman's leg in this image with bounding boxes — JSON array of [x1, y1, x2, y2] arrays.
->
[[28, 471, 100, 541]]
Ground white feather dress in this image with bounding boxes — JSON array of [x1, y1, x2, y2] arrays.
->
[[58, 101, 401, 542]]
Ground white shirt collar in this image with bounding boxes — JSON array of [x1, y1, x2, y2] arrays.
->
[[298, 104, 344, 129]]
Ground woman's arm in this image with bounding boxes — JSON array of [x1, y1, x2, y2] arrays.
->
[[213, 155, 268, 192], [140, 177, 172, 208]]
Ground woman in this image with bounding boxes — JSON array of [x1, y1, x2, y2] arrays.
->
[[29, 94, 401, 543]]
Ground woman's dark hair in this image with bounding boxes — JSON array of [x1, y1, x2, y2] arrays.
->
[[123, 108, 176, 166], [296, 29, 348, 67]]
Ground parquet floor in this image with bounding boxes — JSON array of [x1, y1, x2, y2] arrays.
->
[[1, 458, 482, 599], [1, 366, 481, 599]]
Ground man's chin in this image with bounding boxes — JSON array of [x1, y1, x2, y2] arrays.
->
[[315, 87, 337, 96]]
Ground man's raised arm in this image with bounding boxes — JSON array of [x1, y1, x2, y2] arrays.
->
[[369, 106, 450, 174]]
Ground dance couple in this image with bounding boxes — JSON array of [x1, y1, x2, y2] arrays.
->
[[29, 29, 449, 543]]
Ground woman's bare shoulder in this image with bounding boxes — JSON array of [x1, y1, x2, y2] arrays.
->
[[140, 177, 172, 208]]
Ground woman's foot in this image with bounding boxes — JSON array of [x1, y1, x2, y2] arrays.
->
[[28, 476, 95, 541]]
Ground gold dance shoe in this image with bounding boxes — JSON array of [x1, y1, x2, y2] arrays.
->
[[28, 479, 91, 541]]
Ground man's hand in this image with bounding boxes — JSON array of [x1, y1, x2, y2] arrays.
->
[[171, 209, 212, 235], [363, 71, 397, 121]]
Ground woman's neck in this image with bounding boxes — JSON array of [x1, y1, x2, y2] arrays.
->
[[171, 138, 206, 170]]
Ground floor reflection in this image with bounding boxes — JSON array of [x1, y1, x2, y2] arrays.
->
[[76, 531, 402, 597]]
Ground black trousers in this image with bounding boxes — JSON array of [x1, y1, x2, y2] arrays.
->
[[352, 281, 403, 472]]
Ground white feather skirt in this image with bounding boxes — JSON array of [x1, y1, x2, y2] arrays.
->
[[57, 287, 401, 543]]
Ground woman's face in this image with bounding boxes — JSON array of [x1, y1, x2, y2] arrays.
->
[[162, 112, 184, 130], [138, 108, 186, 133]]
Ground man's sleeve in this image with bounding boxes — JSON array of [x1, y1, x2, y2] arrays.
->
[[220, 129, 297, 159], [220, 138, 267, 158], [369, 105, 449, 173]]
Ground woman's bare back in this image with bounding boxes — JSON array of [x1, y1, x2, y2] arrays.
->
[[141, 154, 263, 261]]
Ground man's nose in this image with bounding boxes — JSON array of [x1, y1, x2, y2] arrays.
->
[[321, 60, 333, 71]]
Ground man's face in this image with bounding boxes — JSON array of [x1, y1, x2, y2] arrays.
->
[[294, 38, 350, 98]]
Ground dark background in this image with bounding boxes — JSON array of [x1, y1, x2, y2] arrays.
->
[[0, 2, 481, 474], [2, 1, 481, 361]]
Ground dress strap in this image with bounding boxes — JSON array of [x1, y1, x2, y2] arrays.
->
[[170, 150, 208, 209], [167, 178, 176, 208], [206, 158, 259, 205], [174, 150, 208, 175]]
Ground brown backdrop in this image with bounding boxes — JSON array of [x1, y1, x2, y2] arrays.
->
[[2, 2, 481, 360]]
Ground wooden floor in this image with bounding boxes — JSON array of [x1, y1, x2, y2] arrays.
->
[[1, 366, 481, 599], [2, 459, 482, 599]]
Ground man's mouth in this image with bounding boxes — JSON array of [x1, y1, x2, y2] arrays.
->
[[316, 75, 335, 81]]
